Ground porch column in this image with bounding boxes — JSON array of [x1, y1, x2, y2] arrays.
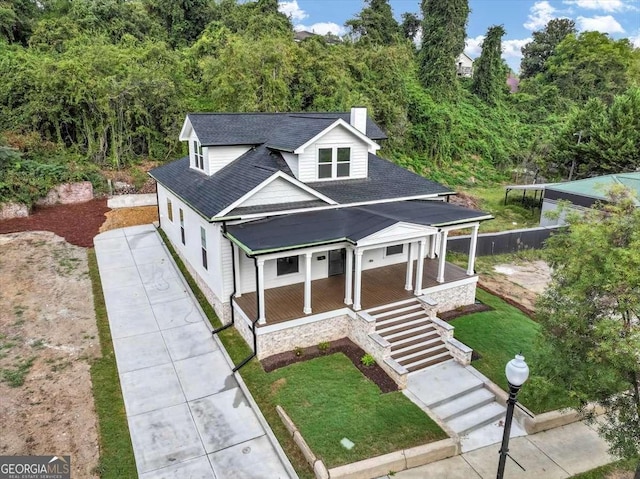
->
[[303, 252, 312, 314], [353, 249, 364, 311], [467, 224, 479, 276], [428, 234, 437, 259], [257, 258, 266, 324], [233, 242, 242, 297], [404, 242, 413, 291], [344, 248, 353, 305], [437, 230, 449, 283], [414, 239, 426, 296]]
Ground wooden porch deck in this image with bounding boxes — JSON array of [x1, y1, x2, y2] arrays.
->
[[234, 259, 470, 325]]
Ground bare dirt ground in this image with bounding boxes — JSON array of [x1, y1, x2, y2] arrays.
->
[[477, 260, 552, 313], [100, 205, 158, 232], [0, 231, 100, 479]]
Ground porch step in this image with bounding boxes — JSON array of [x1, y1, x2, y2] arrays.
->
[[392, 336, 444, 358], [396, 344, 449, 366], [447, 402, 506, 436], [379, 320, 434, 342], [431, 388, 496, 421], [375, 310, 427, 330], [403, 351, 452, 373], [373, 303, 423, 320], [364, 298, 419, 315], [390, 330, 440, 350]]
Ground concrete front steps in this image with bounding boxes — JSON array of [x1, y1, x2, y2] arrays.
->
[[405, 360, 527, 452], [366, 298, 451, 373]]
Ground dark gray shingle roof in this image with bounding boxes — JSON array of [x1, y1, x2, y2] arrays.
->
[[187, 112, 387, 147], [313, 154, 454, 203]]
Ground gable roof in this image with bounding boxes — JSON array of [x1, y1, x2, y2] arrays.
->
[[227, 200, 492, 255], [181, 112, 387, 147]]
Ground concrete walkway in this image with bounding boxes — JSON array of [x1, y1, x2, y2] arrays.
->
[[378, 418, 614, 478], [94, 225, 296, 479]]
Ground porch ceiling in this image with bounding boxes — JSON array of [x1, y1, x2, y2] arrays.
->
[[234, 258, 469, 325], [226, 200, 492, 255]]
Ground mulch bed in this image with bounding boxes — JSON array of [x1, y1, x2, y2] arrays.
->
[[0, 199, 110, 248], [261, 338, 399, 394], [438, 301, 493, 321]]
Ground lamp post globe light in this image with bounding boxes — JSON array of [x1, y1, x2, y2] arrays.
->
[[497, 354, 529, 479]]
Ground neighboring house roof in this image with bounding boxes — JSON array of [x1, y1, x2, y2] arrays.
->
[[545, 172, 640, 207], [458, 52, 474, 63], [183, 112, 387, 147], [294, 30, 316, 41], [227, 200, 492, 255]]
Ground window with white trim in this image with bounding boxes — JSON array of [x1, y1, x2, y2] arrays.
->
[[317, 146, 351, 179], [386, 244, 404, 256], [167, 198, 173, 222], [277, 256, 299, 276], [193, 140, 204, 170], [200, 227, 208, 270], [179, 208, 185, 244]]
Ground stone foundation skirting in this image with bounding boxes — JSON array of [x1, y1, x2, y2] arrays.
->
[[421, 277, 478, 313]]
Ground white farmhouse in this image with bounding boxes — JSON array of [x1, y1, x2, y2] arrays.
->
[[150, 108, 491, 384]]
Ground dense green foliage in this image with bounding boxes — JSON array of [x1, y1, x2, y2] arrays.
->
[[519, 18, 576, 79], [0, 1, 639, 206], [537, 186, 640, 461]]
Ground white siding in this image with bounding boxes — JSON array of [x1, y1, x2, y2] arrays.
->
[[297, 125, 369, 183], [157, 185, 225, 300], [281, 152, 299, 178], [208, 145, 251, 175], [237, 177, 319, 208]]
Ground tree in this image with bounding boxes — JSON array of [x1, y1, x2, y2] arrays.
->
[[418, 0, 469, 96], [544, 31, 635, 104], [0, 0, 40, 45], [144, 0, 214, 46], [520, 18, 576, 79], [537, 186, 640, 467], [472, 25, 507, 104], [345, 0, 400, 45]]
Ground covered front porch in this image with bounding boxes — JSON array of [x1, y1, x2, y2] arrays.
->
[[234, 258, 470, 325]]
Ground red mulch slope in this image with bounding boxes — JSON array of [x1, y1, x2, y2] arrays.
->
[[0, 199, 110, 248]]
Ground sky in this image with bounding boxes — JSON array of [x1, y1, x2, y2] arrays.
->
[[277, 0, 640, 71]]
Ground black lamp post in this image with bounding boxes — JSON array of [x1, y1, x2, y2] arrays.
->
[[497, 353, 529, 479]]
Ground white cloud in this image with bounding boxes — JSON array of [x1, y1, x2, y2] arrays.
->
[[294, 22, 347, 36], [524, 1, 558, 30], [630, 31, 640, 47], [576, 14, 625, 32], [563, 0, 630, 12], [278, 1, 308, 22], [465, 35, 485, 58], [503, 38, 533, 58]]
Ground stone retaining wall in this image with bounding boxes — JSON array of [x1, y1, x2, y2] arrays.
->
[[36, 181, 93, 206], [0, 202, 29, 220]]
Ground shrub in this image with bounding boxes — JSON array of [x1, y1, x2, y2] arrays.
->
[[318, 341, 330, 353], [360, 353, 376, 367], [293, 346, 303, 357]]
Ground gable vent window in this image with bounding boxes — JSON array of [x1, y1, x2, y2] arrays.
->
[[193, 140, 204, 170], [200, 227, 208, 270], [386, 244, 404, 256], [318, 147, 351, 179], [277, 256, 299, 276]]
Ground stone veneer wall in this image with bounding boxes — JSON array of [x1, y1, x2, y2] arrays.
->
[[255, 315, 351, 360], [424, 280, 477, 313]]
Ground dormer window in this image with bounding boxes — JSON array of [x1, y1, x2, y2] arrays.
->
[[193, 140, 204, 170], [318, 147, 351, 179]]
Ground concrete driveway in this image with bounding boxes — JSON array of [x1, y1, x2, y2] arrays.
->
[[94, 225, 296, 479]]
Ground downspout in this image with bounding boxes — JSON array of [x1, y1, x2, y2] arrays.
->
[[232, 256, 260, 372], [154, 186, 160, 227], [212, 221, 236, 334]]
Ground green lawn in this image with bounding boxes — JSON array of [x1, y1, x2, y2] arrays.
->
[[159, 230, 446, 476], [571, 458, 638, 478], [450, 289, 577, 414], [249, 353, 446, 467], [87, 250, 137, 479], [466, 186, 542, 233]]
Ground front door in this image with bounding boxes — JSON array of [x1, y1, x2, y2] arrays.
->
[[328, 249, 346, 276]]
